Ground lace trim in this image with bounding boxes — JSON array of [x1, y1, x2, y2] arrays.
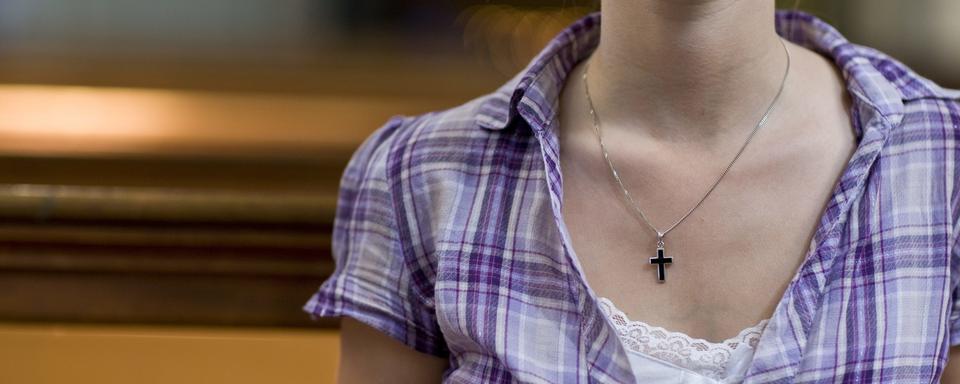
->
[[597, 296, 769, 380]]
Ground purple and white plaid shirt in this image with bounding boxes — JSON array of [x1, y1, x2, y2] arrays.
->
[[305, 10, 960, 383]]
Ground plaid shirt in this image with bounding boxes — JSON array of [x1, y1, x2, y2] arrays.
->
[[304, 10, 960, 383]]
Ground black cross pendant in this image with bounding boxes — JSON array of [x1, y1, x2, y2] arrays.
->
[[649, 246, 672, 282]]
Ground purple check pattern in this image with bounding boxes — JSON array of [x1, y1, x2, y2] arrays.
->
[[304, 10, 960, 383]]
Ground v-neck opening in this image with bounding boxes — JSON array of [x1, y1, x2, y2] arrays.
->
[[517, 10, 905, 384], [548, 87, 900, 384]]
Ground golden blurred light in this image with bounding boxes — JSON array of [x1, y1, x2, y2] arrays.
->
[[0, 85, 176, 138], [0, 84, 437, 158]]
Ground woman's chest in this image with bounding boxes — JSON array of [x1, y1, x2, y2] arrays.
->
[[417, 131, 955, 382], [555, 119, 862, 345], [557, 153, 847, 344]]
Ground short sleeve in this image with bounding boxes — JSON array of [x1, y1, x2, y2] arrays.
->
[[303, 116, 449, 357]]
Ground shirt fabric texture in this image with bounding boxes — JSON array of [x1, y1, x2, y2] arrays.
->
[[304, 9, 960, 383]]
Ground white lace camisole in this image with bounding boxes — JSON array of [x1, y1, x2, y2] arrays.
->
[[597, 296, 770, 383]]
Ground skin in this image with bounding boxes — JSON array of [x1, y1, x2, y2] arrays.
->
[[337, 0, 960, 381], [560, 0, 846, 344], [336, 317, 447, 383]]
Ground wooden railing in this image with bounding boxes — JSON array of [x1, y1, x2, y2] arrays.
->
[[0, 84, 469, 328], [0, 184, 336, 327]]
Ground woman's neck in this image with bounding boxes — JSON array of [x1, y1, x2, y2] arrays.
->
[[587, 0, 790, 142]]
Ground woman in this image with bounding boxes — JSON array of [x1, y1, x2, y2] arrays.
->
[[305, 1, 960, 383]]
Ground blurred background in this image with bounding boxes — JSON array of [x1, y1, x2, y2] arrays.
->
[[0, 1, 956, 383]]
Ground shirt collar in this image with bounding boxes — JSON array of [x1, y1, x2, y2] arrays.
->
[[474, 9, 957, 133], [474, 11, 600, 132]]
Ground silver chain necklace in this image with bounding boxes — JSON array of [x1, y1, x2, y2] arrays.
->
[[581, 37, 791, 283]]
